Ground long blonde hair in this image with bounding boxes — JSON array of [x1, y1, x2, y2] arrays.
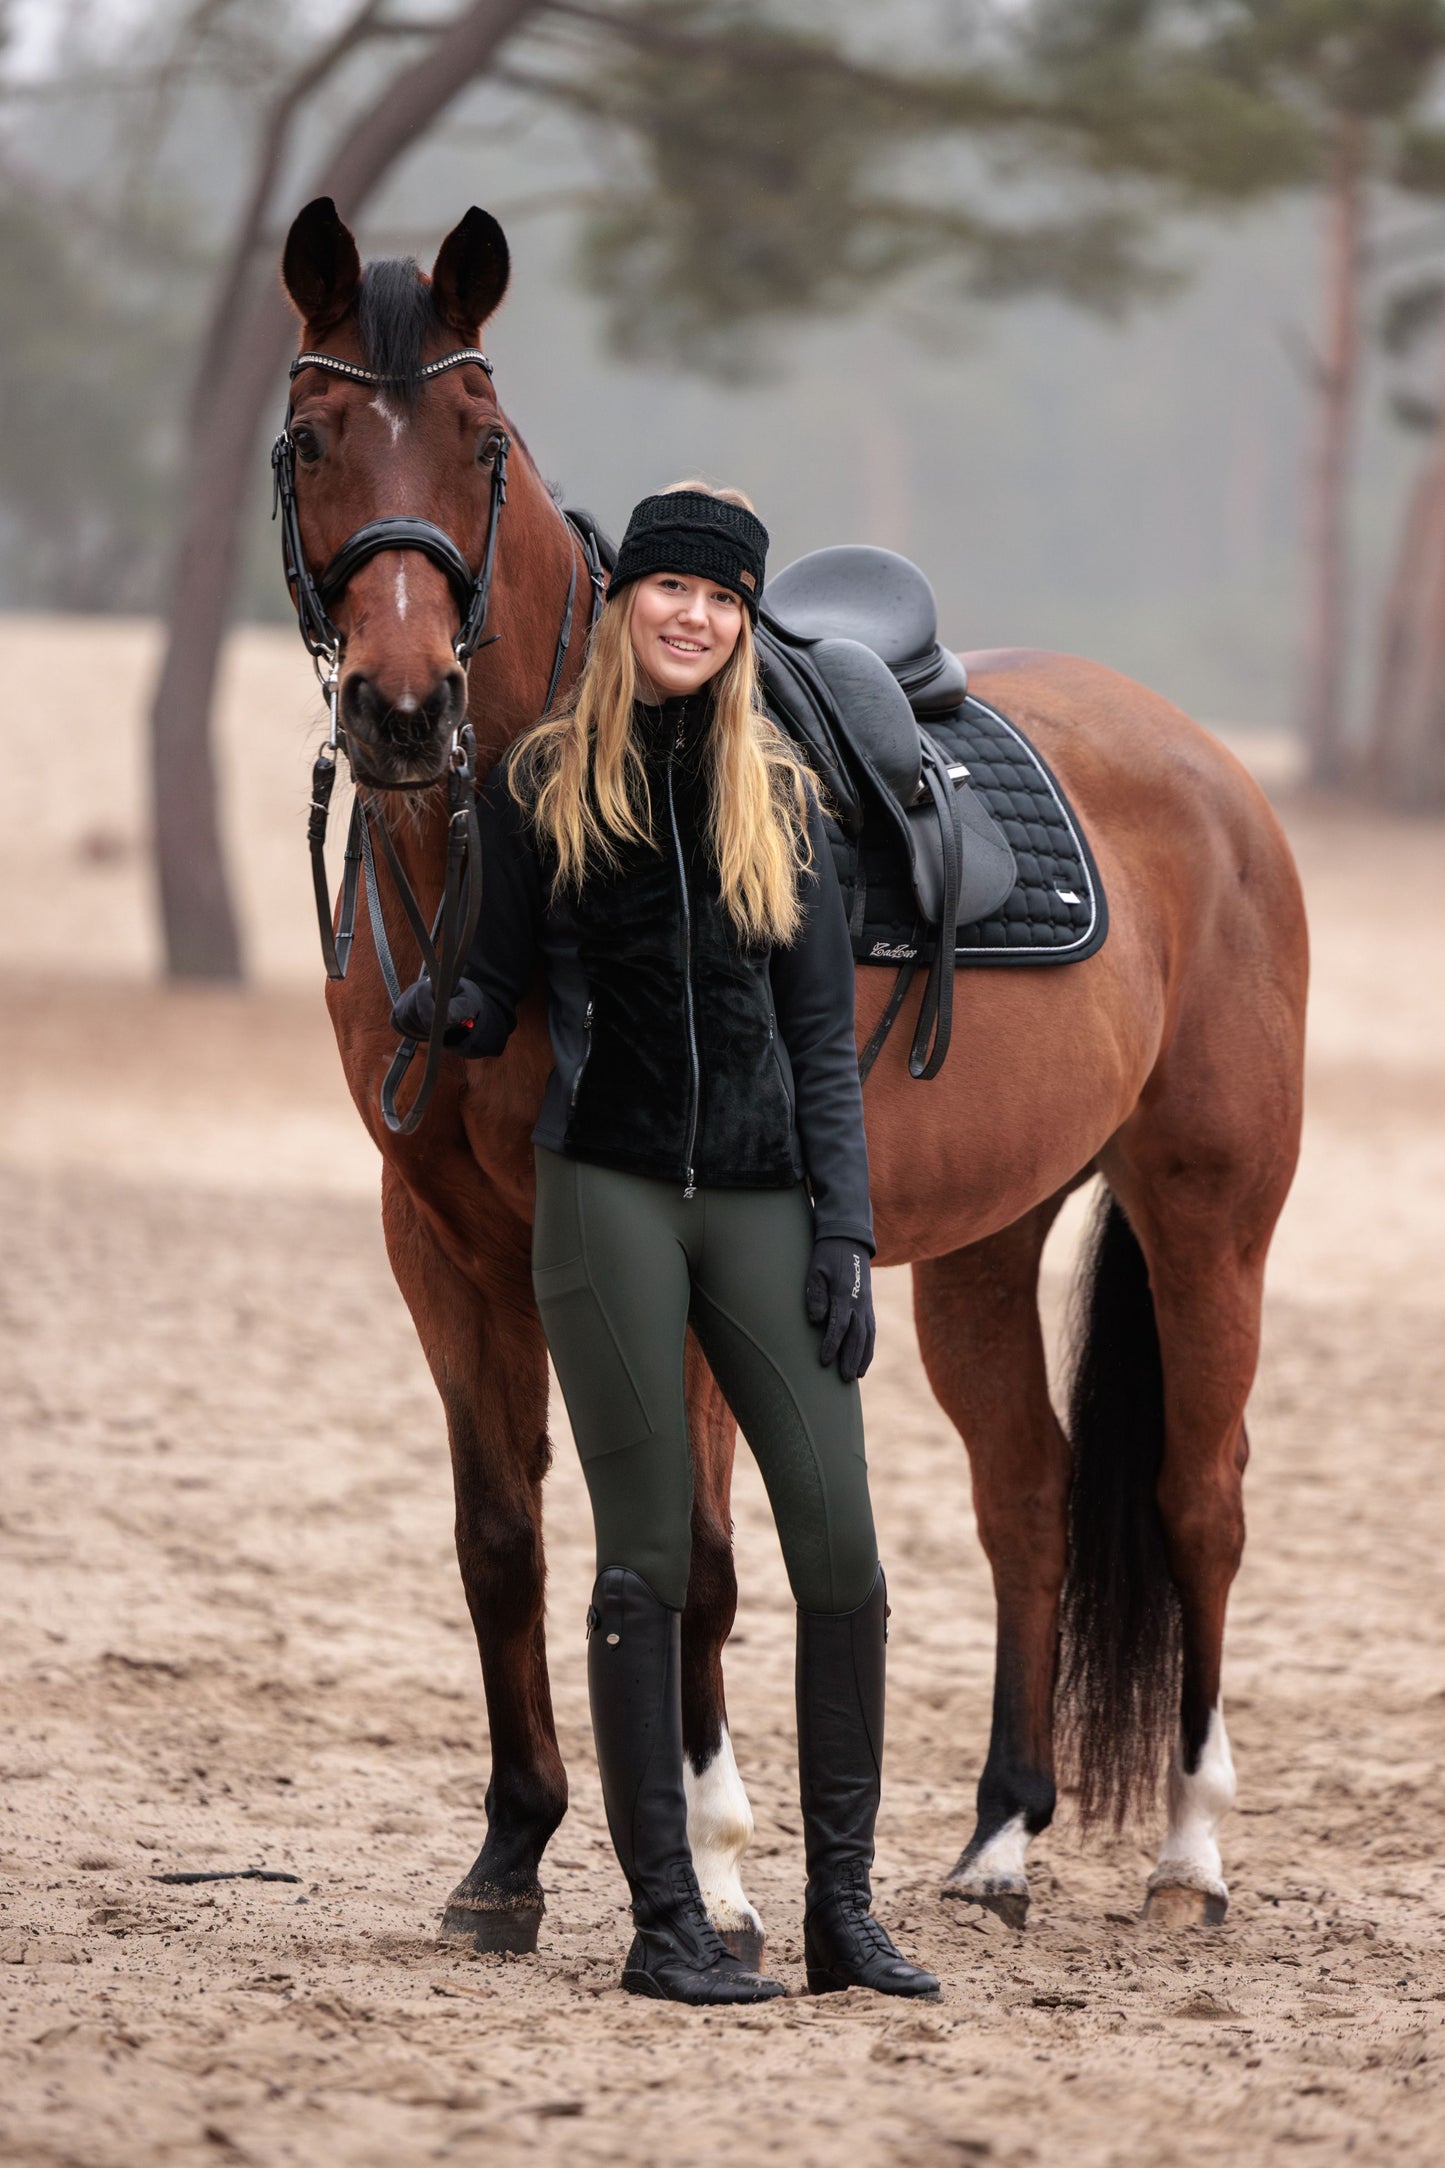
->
[[509, 483, 814, 946]]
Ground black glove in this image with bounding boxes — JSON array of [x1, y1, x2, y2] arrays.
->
[[390, 972, 487, 1050], [805, 1237, 875, 1385]]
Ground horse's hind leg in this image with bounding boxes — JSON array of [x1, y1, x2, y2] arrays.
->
[[1101, 998, 1303, 1923], [914, 1194, 1073, 1927], [680, 1337, 763, 1966], [382, 1169, 567, 1954], [1095, 1161, 1267, 1926]]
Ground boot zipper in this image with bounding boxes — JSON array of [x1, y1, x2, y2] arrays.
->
[[665, 719, 700, 1200]]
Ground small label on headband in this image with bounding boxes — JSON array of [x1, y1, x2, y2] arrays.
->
[[738, 568, 756, 590]]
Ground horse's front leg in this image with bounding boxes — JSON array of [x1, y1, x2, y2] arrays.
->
[[382, 1166, 567, 1953], [680, 1336, 764, 1967], [914, 1200, 1071, 1928]]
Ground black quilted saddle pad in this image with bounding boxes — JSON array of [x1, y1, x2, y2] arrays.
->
[[849, 692, 1108, 969]]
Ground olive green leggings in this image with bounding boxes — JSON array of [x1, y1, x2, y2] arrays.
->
[[531, 1149, 879, 1614]]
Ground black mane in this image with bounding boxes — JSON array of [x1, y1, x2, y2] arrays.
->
[[357, 259, 439, 405]]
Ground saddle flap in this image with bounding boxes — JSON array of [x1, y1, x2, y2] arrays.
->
[[759, 636, 859, 828], [807, 638, 922, 807], [906, 753, 1017, 929]]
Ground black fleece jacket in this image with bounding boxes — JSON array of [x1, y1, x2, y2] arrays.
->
[[458, 694, 874, 1251]]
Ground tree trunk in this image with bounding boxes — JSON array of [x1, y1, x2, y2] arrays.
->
[[1365, 366, 1445, 812], [148, 0, 542, 979], [1298, 111, 1366, 790]]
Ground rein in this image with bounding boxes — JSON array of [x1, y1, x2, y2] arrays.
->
[[274, 346, 604, 1134]]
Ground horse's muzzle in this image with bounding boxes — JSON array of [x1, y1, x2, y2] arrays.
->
[[341, 665, 467, 787]]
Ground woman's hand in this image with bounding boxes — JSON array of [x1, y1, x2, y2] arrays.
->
[[805, 1237, 876, 1384], [390, 973, 488, 1050]]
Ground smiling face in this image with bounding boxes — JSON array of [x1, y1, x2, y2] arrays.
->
[[628, 572, 745, 700]]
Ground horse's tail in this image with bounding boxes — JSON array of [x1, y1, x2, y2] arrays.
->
[[1057, 1185, 1181, 1827]]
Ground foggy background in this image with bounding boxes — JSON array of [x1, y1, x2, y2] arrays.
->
[[3, 0, 1439, 742]]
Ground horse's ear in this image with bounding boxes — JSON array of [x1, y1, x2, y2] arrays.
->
[[282, 197, 362, 328], [431, 208, 510, 338]]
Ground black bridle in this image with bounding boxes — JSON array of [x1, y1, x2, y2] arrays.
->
[[272, 345, 603, 1135]]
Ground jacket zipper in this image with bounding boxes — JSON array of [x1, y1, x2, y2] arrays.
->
[[570, 998, 593, 1111], [766, 1002, 793, 1113], [665, 719, 700, 1198]]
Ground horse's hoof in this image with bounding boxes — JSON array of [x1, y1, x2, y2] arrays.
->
[[441, 1883, 545, 1955], [718, 1923, 765, 1971], [1141, 1881, 1227, 1929], [941, 1881, 1029, 1932]]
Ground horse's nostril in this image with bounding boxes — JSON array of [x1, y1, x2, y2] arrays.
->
[[340, 674, 380, 736], [423, 670, 466, 731]]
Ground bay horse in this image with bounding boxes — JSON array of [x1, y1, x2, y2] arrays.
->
[[276, 197, 1307, 1958]]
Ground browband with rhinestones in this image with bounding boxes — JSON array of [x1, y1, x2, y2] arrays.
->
[[289, 349, 493, 384]]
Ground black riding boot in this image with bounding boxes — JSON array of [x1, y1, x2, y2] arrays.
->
[[588, 1568, 785, 2005], [797, 1567, 940, 1999]]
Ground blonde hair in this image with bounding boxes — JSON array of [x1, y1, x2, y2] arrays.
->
[[509, 483, 814, 946]]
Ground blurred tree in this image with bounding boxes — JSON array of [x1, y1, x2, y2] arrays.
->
[[1367, 130, 1445, 810], [0, 179, 180, 610], [1017, 2, 1445, 790], [0, 0, 1363, 974]]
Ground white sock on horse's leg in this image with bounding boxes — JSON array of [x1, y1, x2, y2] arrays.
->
[[1147, 1700, 1235, 1910], [947, 1811, 1031, 1894], [684, 1725, 764, 1951]]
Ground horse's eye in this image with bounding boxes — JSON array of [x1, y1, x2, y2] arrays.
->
[[292, 425, 321, 464], [476, 429, 500, 467]]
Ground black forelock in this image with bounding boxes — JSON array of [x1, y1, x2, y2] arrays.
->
[[357, 259, 439, 406]]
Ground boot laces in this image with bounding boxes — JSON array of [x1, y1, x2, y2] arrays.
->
[[823, 1861, 905, 1962], [666, 1859, 734, 1967], [851, 1909, 904, 1962]]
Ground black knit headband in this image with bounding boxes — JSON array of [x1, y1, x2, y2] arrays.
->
[[608, 490, 769, 619]]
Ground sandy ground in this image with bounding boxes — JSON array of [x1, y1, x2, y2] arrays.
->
[[2, 618, 1443, 2166]]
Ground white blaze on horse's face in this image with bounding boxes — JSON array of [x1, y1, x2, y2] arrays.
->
[[370, 392, 406, 446]]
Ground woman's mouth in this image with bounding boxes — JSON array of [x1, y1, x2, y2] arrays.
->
[[660, 636, 707, 657]]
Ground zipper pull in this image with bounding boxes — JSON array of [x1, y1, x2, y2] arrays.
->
[[683, 1171, 696, 1200]]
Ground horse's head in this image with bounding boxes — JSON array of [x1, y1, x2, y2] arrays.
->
[[280, 197, 512, 789]]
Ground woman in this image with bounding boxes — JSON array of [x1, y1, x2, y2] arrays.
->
[[394, 484, 938, 2007]]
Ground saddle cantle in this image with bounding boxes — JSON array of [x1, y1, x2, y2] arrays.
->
[[766, 544, 970, 716], [757, 542, 1107, 1080]]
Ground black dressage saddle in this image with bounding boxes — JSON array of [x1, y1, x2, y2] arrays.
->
[[758, 546, 1017, 1078], [556, 524, 1105, 1083]]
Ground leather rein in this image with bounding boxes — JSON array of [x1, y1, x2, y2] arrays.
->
[[272, 345, 603, 1135]]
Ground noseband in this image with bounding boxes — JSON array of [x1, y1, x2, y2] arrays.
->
[[272, 345, 604, 1136]]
